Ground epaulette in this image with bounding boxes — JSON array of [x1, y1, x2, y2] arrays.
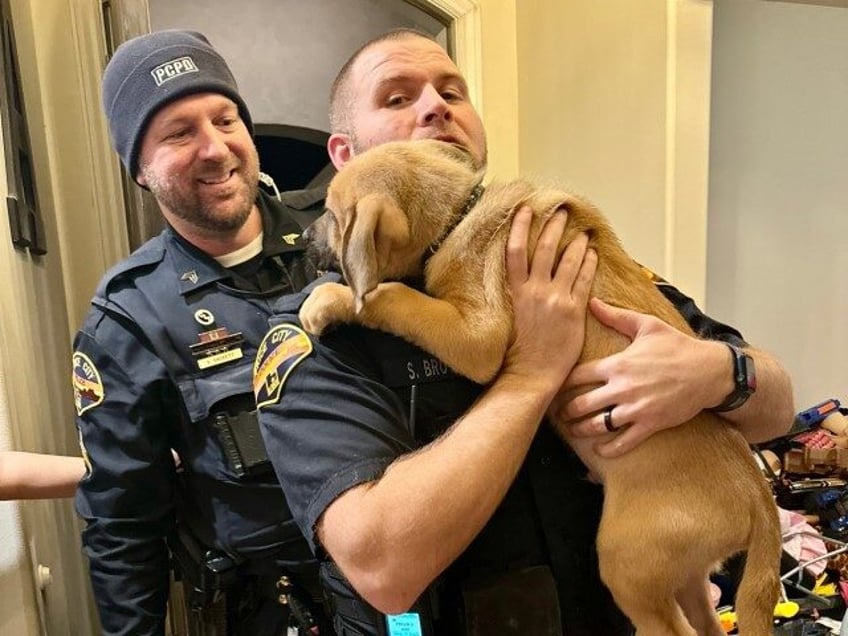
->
[[280, 185, 328, 211], [278, 185, 329, 232], [269, 271, 343, 318], [94, 233, 167, 299]]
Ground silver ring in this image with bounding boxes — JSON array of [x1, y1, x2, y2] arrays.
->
[[603, 406, 617, 432]]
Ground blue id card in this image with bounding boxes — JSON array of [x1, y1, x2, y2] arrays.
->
[[385, 612, 423, 636]]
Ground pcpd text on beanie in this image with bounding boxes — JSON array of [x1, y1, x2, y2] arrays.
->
[[101, 29, 253, 179]]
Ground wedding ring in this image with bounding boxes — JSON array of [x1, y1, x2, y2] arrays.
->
[[603, 406, 617, 432]]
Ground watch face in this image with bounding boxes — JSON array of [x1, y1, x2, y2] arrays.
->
[[736, 349, 757, 396], [713, 344, 756, 412], [743, 351, 757, 394]]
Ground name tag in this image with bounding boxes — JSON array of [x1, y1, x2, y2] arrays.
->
[[381, 355, 456, 388], [385, 612, 423, 636]]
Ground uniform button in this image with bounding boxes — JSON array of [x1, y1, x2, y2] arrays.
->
[[540, 455, 551, 466]]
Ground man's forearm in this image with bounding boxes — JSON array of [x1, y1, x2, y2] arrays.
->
[[318, 371, 558, 614], [319, 206, 593, 613], [0, 452, 85, 500], [720, 346, 795, 443]]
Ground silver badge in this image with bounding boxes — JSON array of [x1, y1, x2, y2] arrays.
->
[[194, 309, 215, 326]]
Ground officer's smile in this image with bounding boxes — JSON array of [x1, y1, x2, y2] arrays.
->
[[196, 166, 241, 192], [198, 172, 232, 185]]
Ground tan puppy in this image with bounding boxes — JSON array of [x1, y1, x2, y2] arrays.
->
[[300, 139, 781, 636]]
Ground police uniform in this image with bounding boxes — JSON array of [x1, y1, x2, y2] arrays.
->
[[74, 191, 329, 636], [254, 272, 747, 636]]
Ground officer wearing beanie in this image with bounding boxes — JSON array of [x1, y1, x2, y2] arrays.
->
[[73, 30, 332, 636]]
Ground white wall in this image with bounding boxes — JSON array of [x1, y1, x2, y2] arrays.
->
[[148, 0, 447, 133], [707, 0, 848, 409]]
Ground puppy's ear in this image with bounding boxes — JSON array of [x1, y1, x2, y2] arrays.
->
[[341, 192, 410, 311]]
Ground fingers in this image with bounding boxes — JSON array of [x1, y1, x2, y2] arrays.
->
[[566, 405, 645, 458], [589, 298, 644, 340], [559, 238, 596, 299], [578, 400, 631, 430], [528, 208, 568, 280], [595, 424, 645, 458], [507, 205, 595, 292], [506, 206, 533, 285], [562, 358, 607, 392], [504, 205, 594, 392]]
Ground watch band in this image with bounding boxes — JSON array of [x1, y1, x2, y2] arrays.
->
[[712, 343, 756, 413]]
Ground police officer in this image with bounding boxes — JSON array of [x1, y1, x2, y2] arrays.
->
[[254, 29, 795, 635], [73, 30, 330, 635]]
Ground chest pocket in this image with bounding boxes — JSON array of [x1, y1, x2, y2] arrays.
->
[[174, 330, 275, 478], [130, 277, 271, 422], [177, 360, 254, 422]]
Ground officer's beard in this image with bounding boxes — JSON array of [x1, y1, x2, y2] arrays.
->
[[348, 130, 488, 172], [140, 151, 260, 236]]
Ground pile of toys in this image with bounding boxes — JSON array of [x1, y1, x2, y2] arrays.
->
[[728, 398, 848, 635], [768, 400, 848, 541]]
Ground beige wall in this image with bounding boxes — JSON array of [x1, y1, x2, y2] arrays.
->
[[0, 0, 114, 633], [23, 0, 129, 332], [0, 122, 39, 636], [478, 0, 520, 179], [514, 0, 712, 304]]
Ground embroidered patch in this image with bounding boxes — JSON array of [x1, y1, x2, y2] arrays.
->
[[253, 324, 313, 409], [150, 56, 198, 86], [72, 352, 105, 416]]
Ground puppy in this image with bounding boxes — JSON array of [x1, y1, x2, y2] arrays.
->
[[300, 139, 781, 636]]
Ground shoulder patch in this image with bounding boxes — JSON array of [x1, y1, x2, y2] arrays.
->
[[73, 352, 105, 416], [253, 324, 313, 409]]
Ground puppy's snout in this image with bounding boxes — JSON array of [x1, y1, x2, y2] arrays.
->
[[302, 212, 330, 247], [303, 212, 341, 273]]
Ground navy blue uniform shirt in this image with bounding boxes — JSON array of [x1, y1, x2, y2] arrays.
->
[[74, 191, 320, 636]]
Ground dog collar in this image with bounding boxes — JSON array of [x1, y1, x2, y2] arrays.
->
[[461, 183, 485, 217], [427, 183, 485, 259]]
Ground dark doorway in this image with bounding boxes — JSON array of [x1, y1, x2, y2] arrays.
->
[[254, 124, 330, 192]]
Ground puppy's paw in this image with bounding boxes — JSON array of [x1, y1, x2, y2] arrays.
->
[[299, 283, 356, 335]]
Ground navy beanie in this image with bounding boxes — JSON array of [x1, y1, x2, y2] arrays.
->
[[101, 30, 253, 179]]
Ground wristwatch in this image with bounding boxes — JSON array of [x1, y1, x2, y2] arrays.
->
[[712, 343, 757, 412]]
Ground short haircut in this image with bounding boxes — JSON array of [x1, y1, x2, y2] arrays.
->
[[329, 27, 438, 134]]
